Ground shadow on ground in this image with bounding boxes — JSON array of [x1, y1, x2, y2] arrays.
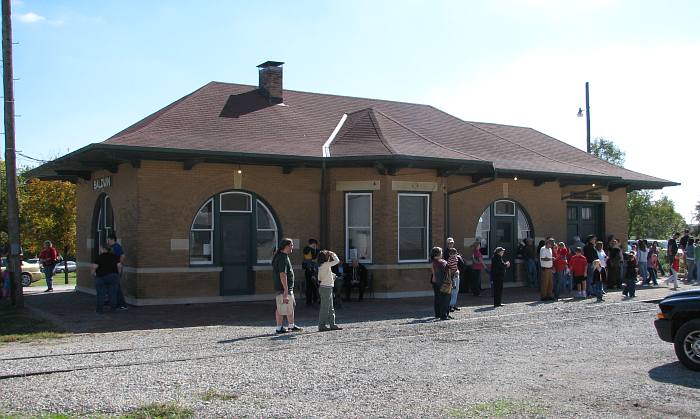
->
[[648, 362, 700, 388]]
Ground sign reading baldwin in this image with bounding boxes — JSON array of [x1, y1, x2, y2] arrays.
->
[[93, 176, 112, 191]]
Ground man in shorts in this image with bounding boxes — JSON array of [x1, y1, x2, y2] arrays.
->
[[273, 238, 303, 334]]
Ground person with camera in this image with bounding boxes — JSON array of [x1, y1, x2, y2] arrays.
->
[[317, 249, 342, 332]]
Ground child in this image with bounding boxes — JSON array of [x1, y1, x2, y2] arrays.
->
[[668, 250, 681, 290], [569, 247, 588, 299], [446, 247, 461, 312], [553, 244, 569, 300], [647, 251, 659, 286], [622, 251, 637, 298], [592, 259, 606, 302]]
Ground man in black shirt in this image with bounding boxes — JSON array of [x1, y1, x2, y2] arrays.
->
[[679, 229, 690, 250], [583, 235, 598, 297], [90, 245, 121, 313]]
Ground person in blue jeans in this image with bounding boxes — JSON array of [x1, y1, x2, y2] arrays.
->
[[592, 259, 606, 302], [91, 245, 121, 313], [106, 233, 127, 309], [622, 251, 637, 298], [39, 240, 59, 292]]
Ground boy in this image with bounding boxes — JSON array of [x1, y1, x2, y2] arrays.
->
[[592, 259, 606, 302], [570, 247, 588, 299]]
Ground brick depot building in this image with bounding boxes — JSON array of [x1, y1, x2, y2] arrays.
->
[[30, 62, 677, 305]]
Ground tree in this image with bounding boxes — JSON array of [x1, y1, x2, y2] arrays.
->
[[18, 176, 76, 257], [591, 137, 625, 167], [592, 138, 686, 238]]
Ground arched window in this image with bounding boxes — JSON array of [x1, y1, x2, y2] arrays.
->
[[256, 200, 278, 263], [475, 200, 532, 255], [190, 199, 214, 264], [188, 192, 280, 265], [92, 193, 115, 260]]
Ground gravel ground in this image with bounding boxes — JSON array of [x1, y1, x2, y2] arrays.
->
[[1, 285, 699, 418]]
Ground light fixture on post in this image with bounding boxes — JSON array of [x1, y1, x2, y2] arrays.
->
[[577, 82, 591, 153]]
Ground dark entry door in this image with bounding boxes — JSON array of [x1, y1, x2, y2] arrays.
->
[[492, 217, 515, 282], [219, 214, 253, 295], [567, 203, 602, 242]]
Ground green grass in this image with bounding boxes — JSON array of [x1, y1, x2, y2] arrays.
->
[[449, 399, 546, 418], [0, 302, 67, 344], [121, 402, 194, 419], [199, 389, 238, 402], [32, 271, 77, 288]]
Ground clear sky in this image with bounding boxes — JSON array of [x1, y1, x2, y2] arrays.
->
[[6, 0, 700, 222]]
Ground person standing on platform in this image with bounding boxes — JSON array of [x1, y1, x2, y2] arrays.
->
[[491, 247, 510, 307], [106, 234, 127, 310], [302, 239, 320, 306], [273, 238, 303, 334], [316, 249, 342, 332], [539, 239, 554, 301]]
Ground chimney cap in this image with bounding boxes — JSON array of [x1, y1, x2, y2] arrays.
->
[[257, 61, 285, 69]]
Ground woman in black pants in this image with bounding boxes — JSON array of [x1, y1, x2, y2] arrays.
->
[[491, 247, 510, 307], [430, 247, 452, 320]]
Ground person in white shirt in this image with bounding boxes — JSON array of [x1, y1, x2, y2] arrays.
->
[[539, 239, 554, 301], [317, 250, 342, 332]]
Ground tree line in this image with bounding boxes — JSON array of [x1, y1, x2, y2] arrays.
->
[[1, 160, 76, 259]]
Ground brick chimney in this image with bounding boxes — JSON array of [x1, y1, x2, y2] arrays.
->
[[257, 61, 284, 104]]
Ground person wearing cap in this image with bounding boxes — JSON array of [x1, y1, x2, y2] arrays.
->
[[38, 240, 59, 292], [491, 247, 510, 307]]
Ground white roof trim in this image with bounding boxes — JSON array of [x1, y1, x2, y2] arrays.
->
[[322, 113, 347, 158]]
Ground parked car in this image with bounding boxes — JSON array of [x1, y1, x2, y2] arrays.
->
[[0, 257, 44, 287], [654, 289, 700, 371], [53, 261, 77, 274]]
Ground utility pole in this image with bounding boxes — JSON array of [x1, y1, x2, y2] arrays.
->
[[585, 82, 591, 154], [2, 0, 23, 307]]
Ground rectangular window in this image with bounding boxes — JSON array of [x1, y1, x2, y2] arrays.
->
[[581, 207, 593, 220], [346, 193, 372, 263], [398, 193, 429, 262]]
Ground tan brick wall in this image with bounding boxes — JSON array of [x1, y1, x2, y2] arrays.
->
[[73, 162, 631, 300]]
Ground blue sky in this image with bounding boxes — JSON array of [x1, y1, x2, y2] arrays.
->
[[7, 0, 700, 222]]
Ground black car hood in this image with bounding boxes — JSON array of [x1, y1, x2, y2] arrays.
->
[[660, 289, 700, 304]]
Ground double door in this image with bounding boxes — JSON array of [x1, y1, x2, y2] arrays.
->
[[219, 214, 253, 295]]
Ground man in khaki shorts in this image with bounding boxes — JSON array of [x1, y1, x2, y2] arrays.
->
[[273, 238, 303, 334]]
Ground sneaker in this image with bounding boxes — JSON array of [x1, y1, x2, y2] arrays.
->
[[318, 326, 330, 332], [330, 325, 343, 330], [44, 288, 53, 293], [289, 326, 304, 332], [117, 306, 128, 310], [453, 307, 461, 311], [275, 327, 288, 334]]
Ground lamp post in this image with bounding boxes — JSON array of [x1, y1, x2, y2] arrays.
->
[[577, 81, 591, 153]]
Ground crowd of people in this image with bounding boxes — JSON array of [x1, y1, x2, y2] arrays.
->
[[271, 231, 700, 331]]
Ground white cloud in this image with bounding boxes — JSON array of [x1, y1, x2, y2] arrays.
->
[[17, 12, 46, 23], [428, 41, 700, 222]]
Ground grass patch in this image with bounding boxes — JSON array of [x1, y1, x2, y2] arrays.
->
[[449, 399, 546, 418], [0, 302, 66, 344], [121, 402, 194, 419], [199, 389, 238, 402], [33, 272, 77, 288]]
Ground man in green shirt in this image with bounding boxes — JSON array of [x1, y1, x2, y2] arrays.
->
[[273, 238, 303, 334]]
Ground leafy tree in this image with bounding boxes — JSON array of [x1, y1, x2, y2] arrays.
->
[[18, 176, 76, 258], [591, 137, 625, 167], [592, 138, 686, 239], [1, 160, 76, 258]]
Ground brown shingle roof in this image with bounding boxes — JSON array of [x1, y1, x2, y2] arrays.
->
[[34, 81, 676, 188]]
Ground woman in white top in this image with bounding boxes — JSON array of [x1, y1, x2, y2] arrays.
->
[[317, 250, 342, 332]]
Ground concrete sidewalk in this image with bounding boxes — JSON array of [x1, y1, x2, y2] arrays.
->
[[17, 280, 693, 335]]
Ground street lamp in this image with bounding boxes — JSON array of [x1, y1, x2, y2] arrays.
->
[[577, 81, 591, 153]]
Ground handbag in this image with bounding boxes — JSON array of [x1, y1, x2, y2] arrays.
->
[[439, 271, 452, 294]]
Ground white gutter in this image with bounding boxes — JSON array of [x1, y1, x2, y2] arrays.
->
[[322, 113, 347, 158]]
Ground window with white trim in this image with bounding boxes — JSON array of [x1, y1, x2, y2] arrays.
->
[[190, 199, 214, 264], [256, 200, 278, 263], [220, 192, 252, 212], [494, 200, 515, 216], [346, 193, 372, 262], [398, 193, 429, 262], [517, 207, 532, 241], [476, 206, 491, 254]]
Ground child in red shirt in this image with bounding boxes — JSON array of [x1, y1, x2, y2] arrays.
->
[[569, 247, 588, 299]]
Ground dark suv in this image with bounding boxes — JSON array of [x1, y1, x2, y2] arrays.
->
[[655, 289, 700, 371]]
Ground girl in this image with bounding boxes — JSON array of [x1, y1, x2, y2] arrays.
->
[[668, 250, 681, 290], [470, 241, 484, 297], [648, 252, 659, 286], [637, 241, 649, 285]]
